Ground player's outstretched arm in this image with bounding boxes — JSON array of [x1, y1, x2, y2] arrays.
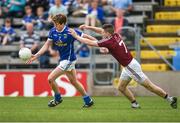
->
[[70, 29, 99, 47], [83, 33, 97, 40], [26, 40, 51, 64], [79, 25, 104, 35], [81, 33, 109, 54]]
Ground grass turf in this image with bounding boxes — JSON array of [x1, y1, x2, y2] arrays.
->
[[0, 96, 179, 122]]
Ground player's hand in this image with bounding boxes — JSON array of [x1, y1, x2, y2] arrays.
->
[[100, 47, 109, 54], [26, 54, 38, 64], [69, 28, 78, 38], [79, 24, 87, 30]]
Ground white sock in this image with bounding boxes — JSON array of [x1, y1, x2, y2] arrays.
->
[[131, 102, 140, 108], [166, 96, 173, 103]]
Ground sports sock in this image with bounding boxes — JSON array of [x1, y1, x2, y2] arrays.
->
[[131, 100, 138, 104], [131, 100, 140, 108], [83, 95, 91, 105], [164, 94, 173, 103], [54, 93, 61, 101]]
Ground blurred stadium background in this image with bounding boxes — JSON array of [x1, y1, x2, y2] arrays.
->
[[0, 0, 180, 122]]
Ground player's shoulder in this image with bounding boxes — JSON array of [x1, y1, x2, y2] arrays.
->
[[64, 26, 69, 32], [112, 33, 122, 42], [112, 33, 121, 38], [49, 27, 56, 32], [48, 27, 57, 36], [98, 36, 113, 44]]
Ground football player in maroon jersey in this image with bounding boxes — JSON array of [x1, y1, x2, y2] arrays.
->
[[69, 24, 177, 109]]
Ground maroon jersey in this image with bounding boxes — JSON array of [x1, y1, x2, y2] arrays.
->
[[98, 33, 133, 66]]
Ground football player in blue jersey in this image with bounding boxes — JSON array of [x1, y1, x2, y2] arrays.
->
[[27, 14, 94, 108]]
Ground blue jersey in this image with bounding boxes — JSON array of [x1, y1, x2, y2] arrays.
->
[[48, 26, 82, 61]]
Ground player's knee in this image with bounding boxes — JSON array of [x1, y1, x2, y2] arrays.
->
[[47, 76, 55, 84], [69, 80, 77, 86], [118, 85, 125, 93]]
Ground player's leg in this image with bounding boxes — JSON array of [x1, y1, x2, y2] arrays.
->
[[48, 67, 64, 93], [126, 58, 177, 109], [65, 69, 94, 107], [47, 67, 65, 107], [119, 68, 140, 108], [65, 69, 87, 96], [141, 78, 177, 109], [141, 78, 166, 97]]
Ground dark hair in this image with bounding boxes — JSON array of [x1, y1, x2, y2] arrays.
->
[[102, 24, 114, 35], [52, 14, 67, 25]]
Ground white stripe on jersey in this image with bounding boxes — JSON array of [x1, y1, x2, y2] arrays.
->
[[68, 43, 72, 60]]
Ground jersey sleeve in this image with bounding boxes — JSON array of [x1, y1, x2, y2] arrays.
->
[[71, 29, 84, 42], [48, 29, 53, 41], [74, 29, 83, 37]]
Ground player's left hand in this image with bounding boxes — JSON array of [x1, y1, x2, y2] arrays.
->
[[26, 54, 38, 64], [100, 47, 109, 54]]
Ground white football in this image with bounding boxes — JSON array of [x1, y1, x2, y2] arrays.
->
[[19, 47, 32, 61]]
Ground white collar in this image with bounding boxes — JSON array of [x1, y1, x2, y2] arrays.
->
[[56, 26, 66, 33]]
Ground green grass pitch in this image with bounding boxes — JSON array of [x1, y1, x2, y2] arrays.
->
[[0, 96, 179, 122]]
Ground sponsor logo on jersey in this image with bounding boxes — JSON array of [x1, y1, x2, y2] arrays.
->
[[55, 40, 67, 47], [63, 34, 67, 38]]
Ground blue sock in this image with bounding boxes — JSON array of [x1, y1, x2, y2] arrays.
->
[[54, 93, 61, 101], [83, 95, 91, 105]]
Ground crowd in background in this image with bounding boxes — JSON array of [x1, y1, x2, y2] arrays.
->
[[0, 0, 133, 68]]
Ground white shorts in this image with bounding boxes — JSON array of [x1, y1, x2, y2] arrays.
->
[[120, 58, 147, 83], [57, 60, 76, 71]]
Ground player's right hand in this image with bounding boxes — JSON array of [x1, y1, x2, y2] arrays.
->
[[79, 24, 87, 30], [26, 54, 38, 64]]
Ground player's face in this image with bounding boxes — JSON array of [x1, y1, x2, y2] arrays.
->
[[102, 30, 111, 38], [54, 23, 65, 31]]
